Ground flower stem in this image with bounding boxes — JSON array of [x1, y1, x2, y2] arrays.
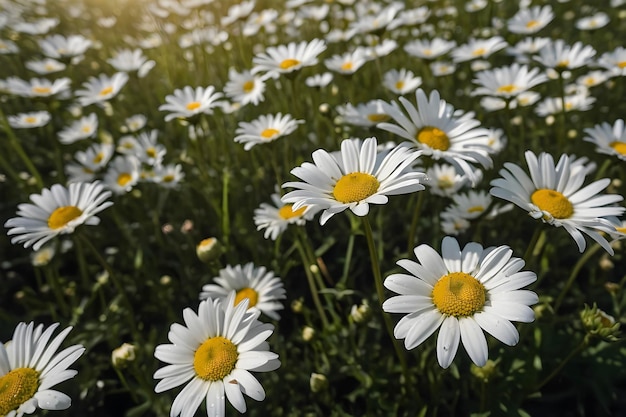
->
[[0, 108, 44, 188], [553, 243, 603, 313], [535, 336, 589, 391], [295, 236, 330, 329], [407, 191, 426, 256]]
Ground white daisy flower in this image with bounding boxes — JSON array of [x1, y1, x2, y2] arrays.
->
[[223, 69, 265, 106], [336, 100, 393, 127], [597, 46, 626, 77], [124, 114, 147, 132], [490, 151, 625, 255], [7, 111, 51, 129], [200, 263, 286, 320], [153, 295, 280, 417], [25, 58, 66, 75], [575, 12, 609, 31], [404, 38, 456, 60], [576, 70, 610, 88], [251, 39, 326, 79], [4, 182, 113, 251], [253, 192, 318, 240], [71, 142, 114, 175], [472, 63, 548, 99], [58, 113, 98, 144], [38, 34, 91, 59], [152, 163, 185, 189], [282, 137, 426, 225], [324, 48, 369, 75], [383, 68, 422, 95], [107, 48, 155, 78], [0, 322, 84, 416], [383, 236, 538, 368], [448, 189, 493, 220], [440, 215, 471, 236], [430, 61, 456, 77], [305, 72, 333, 88], [422, 163, 470, 198], [75, 72, 129, 107], [583, 119, 626, 161], [103, 156, 141, 195], [507, 37, 551, 63], [158, 85, 224, 122], [378, 89, 493, 185], [0, 39, 19, 54], [134, 130, 166, 166], [221, 0, 256, 26], [534, 94, 595, 117], [534, 39, 596, 71], [451, 37, 507, 63], [507, 5, 554, 34], [234, 113, 303, 150], [5, 76, 71, 98]]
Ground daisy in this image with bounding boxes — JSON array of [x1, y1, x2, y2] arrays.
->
[[281, 137, 426, 225], [107, 48, 155, 78], [124, 114, 147, 132], [386, 6, 430, 30], [221, 0, 256, 26], [597, 47, 626, 77], [72, 142, 114, 175], [583, 119, 626, 161], [440, 215, 471, 235], [5, 77, 71, 98], [242, 9, 279, 36], [490, 151, 625, 254], [378, 89, 493, 185], [58, 113, 98, 144], [253, 192, 317, 240], [451, 37, 507, 63], [25, 58, 66, 75], [576, 70, 610, 88], [234, 113, 303, 150], [134, 130, 166, 166], [4, 182, 113, 250], [575, 12, 609, 31], [422, 163, 470, 198], [158, 85, 223, 122], [223, 69, 265, 106], [7, 111, 51, 129], [153, 294, 280, 417], [383, 69, 422, 95], [472, 63, 548, 99], [349, 3, 401, 35], [305, 72, 333, 88], [324, 48, 369, 75], [534, 94, 595, 117], [430, 61, 456, 77], [251, 38, 326, 80], [507, 5, 554, 34], [103, 156, 141, 195], [507, 37, 551, 63], [404, 38, 457, 60], [383, 236, 538, 368], [534, 40, 596, 71], [152, 163, 185, 189], [200, 263, 286, 320], [336, 100, 394, 127], [38, 34, 91, 59], [0, 38, 19, 54], [0, 322, 84, 416], [75, 72, 129, 107]]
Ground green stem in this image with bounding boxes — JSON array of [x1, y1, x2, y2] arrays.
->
[[295, 237, 330, 329], [222, 168, 231, 253], [535, 336, 589, 391], [523, 227, 546, 263], [553, 243, 603, 313], [0, 108, 44, 188], [407, 191, 426, 255]]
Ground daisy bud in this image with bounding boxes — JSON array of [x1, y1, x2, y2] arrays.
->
[[350, 299, 372, 324], [180, 219, 194, 234], [310, 373, 328, 393], [196, 237, 222, 263], [470, 359, 498, 382], [580, 304, 621, 342], [605, 282, 620, 295], [302, 326, 315, 342], [112, 343, 136, 369], [291, 298, 304, 313], [30, 245, 55, 267], [599, 255, 614, 271]]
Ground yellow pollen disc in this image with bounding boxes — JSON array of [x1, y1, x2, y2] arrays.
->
[[438, 176, 454, 189], [416, 126, 450, 151], [531, 188, 574, 219], [260, 128, 279, 139], [117, 172, 132, 186], [193, 337, 238, 381], [278, 204, 306, 220], [32, 86, 51, 94], [341, 62, 353, 71], [81, 125, 92, 133], [25, 117, 37, 124], [146, 147, 157, 158], [423, 49, 432, 56], [162, 174, 174, 183], [616, 226, 626, 234], [564, 102, 573, 111], [242, 80, 255, 93], [467, 205, 484, 213], [99, 86, 113, 96], [557, 60, 569, 68], [234, 287, 259, 307], [47, 206, 83, 229], [279, 58, 300, 70], [45, 64, 55, 71], [496, 84, 517, 94], [617, 61, 626, 69], [186, 101, 201, 111], [333, 172, 380, 204], [432, 272, 486, 317], [395, 81, 405, 90], [610, 141, 626, 155], [0, 368, 40, 416], [525, 20, 539, 29], [366, 113, 390, 123], [93, 152, 104, 164], [472, 47, 486, 56]]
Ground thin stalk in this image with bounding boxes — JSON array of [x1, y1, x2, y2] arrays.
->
[[557, 72, 568, 152], [295, 238, 330, 329], [222, 168, 231, 253], [0, 108, 44, 188], [553, 243, 603, 313], [523, 227, 546, 264], [535, 336, 589, 391], [407, 191, 426, 255]]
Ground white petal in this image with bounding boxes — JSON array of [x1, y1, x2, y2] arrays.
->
[[34, 390, 71, 410], [436, 316, 460, 369], [473, 311, 519, 346], [459, 317, 488, 367]]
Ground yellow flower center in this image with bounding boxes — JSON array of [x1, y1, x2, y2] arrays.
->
[[93, 152, 104, 164], [416, 126, 450, 151], [432, 272, 486, 317], [47, 206, 83, 229], [81, 125, 92, 133], [278, 204, 307, 220], [279, 58, 300, 70], [438, 176, 454, 189], [467, 205, 484, 214], [24, 117, 37, 124], [395, 81, 405, 90], [260, 128, 279, 139], [0, 368, 40, 416], [146, 147, 157, 158], [472, 47, 486, 56], [99, 86, 113, 96], [186, 101, 201, 111], [242, 80, 255, 93], [617, 61, 626, 69], [366, 113, 390, 123], [525, 20, 539, 29], [333, 172, 380, 203], [32, 86, 51, 94], [198, 237, 216, 249], [341, 62, 353, 71], [162, 174, 175, 183], [117, 172, 132, 186], [556, 60, 569, 68], [531, 188, 574, 219], [193, 337, 238, 381], [610, 141, 626, 155], [423, 49, 432, 56], [496, 84, 517, 94], [234, 287, 259, 307]]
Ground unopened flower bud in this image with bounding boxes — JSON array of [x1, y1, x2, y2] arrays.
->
[[350, 299, 372, 324], [291, 298, 304, 313], [580, 303, 621, 342], [302, 326, 315, 342], [471, 359, 498, 382], [309, 373, 328, 393], [604, 282, 620, 295], [196, 237, 222, 263], [112, 343, 136, 368]]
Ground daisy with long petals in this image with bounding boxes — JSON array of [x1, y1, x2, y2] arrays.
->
[[253, 192, 318, 240], [153, 294, 280, 417], [282, 137, 426, 225], [5, 182, 112, 251], [507, 5, 554, 34], [251, 39, 326, 79], [472, 63, 548, 99], [75, 72, 129, 107], [378, 89, 493, 185], [583, 119, 626, 161], [234, 113, 303, 150], [383, 236, 538, 368], [159, 86, 224, 122], [0, 322, 85, 417], [490, 151, 624, 254]]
